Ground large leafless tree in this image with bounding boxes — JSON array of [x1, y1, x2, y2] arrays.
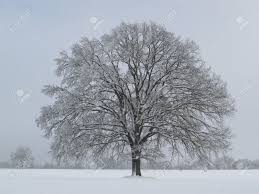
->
[[36, 22, 235, 176]]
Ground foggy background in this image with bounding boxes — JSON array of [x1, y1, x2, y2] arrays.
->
[[0, 0, 258, 162]]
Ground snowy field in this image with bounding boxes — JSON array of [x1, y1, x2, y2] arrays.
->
[[1, 169, 258, 194]]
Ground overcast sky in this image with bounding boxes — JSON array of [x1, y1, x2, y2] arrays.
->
[[0, 0, 258, 162]]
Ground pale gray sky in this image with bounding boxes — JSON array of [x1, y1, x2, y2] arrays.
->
[[0, 0, 258, 161]]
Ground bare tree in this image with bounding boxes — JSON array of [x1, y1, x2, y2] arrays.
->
[[10, 146, 34, 168], [36, 22, 235, 176]]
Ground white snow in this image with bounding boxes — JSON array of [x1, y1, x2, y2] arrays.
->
[[0, 169, 258, 194]]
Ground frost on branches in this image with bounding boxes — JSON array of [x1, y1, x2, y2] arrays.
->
[[10, 147, 34, 168], [36, 22, 235, 176]]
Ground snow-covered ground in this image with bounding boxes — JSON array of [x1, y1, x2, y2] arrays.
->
[[1, 169, 258, 194]]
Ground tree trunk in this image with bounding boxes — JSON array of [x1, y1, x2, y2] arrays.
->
[[131, 152, 141, 176]]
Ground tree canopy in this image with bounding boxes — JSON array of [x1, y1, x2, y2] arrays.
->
[[36, 22, 235, 176]]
